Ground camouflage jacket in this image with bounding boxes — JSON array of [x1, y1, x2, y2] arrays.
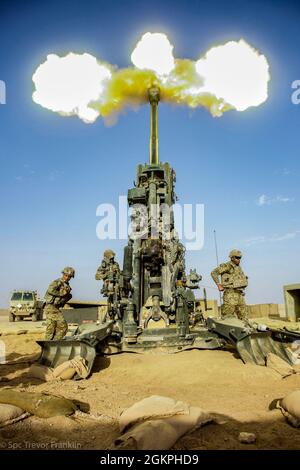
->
[[211, 261, 248, 290], [95, 260, 120, 282], [44, 278, 72, 307]]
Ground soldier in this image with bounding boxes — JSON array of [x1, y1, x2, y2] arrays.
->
[[95, 250, 120, 296], [211, 249, 248, 320], [165, 229, 186, 290], [174, 276, 193, 336], [44, 267, 75, 340]]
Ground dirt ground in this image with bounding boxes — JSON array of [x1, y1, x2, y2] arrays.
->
[[0, 328, 300, 451]]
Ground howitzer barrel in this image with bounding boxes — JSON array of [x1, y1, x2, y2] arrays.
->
[[148, 87, 160, 165]]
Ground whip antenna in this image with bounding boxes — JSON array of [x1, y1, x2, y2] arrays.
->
[[213, 230, 222, 308]]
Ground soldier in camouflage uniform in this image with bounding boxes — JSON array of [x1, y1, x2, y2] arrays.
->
[[95, 250, 120, 295], [211, 250, 248, 320], [44, 267, 75, 340]]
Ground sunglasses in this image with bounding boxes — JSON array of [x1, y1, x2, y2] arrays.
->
[[234, 256, 241, 259]]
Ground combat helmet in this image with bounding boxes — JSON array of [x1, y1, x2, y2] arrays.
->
[[62, 266, 75, 278], [104, 249, 115, 260], [229, 249, 242, 259]]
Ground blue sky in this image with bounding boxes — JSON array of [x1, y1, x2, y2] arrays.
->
[[0, 0, 299, 307]]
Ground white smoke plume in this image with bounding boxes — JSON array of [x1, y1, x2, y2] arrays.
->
[[32, 33, 270, 123], [32, 53, 112, 123]]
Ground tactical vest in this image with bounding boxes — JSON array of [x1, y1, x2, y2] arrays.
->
[[44, 279, 71, 307], [221, 265, 248, 289]]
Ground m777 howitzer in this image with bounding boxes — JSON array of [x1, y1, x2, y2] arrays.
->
[[37, 87, 295, 377]]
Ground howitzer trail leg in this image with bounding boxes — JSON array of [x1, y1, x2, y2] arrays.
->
[[206, 317, 294, 366]]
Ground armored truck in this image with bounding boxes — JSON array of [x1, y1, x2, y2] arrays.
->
[[9, 290, 44, 322]]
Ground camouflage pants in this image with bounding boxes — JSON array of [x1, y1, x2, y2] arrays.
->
[[221, 289, 247, 320], [44, 305, 68, 340]]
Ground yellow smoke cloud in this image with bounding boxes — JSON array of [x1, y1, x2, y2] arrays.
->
[[92, 68, 158, 119], [32, 33, 270, 123], [161, 59, 233, 116]]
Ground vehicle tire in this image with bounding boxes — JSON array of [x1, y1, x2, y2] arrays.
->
[[32, 313, 37, 322], [16, 316, 21, 322], [9, 312, 15, 322]]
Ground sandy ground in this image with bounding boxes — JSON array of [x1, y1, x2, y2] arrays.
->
[[0, 322, 300, 451]]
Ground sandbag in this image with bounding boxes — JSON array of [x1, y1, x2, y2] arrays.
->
[[116, 419, 179, 450], [116, 396, 213, 450], [0, 390, 76, 418], [28, 362, 75, 381], [0, 404, 24, 424], [119, 395, 189, 432], [53, 362, 76, 380], [28, 364, 55, 381], [28, 356, 89, 381], [278, 390, 300, 427], [266, 353, 297, 378], [53, 357, 89, 380]]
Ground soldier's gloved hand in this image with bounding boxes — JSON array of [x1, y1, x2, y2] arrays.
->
[[217, 283, 224, 292], [60, 286, 70, 296]]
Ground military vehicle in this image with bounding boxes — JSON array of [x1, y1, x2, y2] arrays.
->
[[37, 87, 294, 377], [9, 290, 44, 322]]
